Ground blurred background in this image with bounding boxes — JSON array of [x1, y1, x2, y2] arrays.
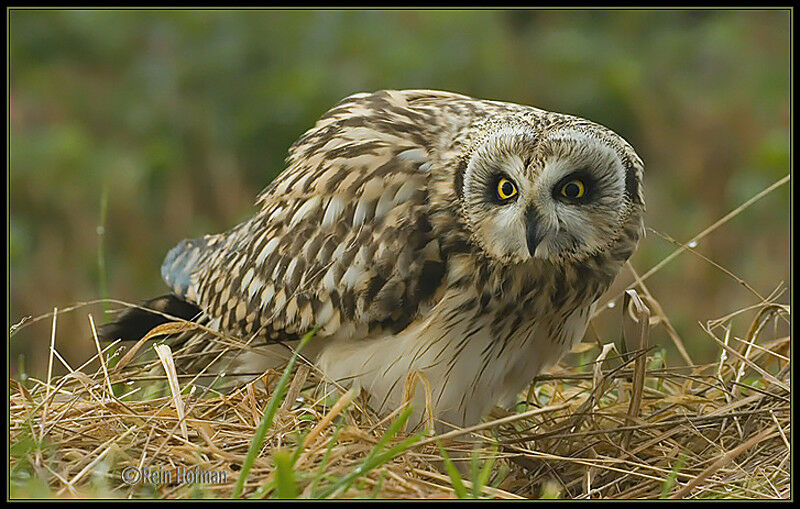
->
[[10, 9, 790, 378]]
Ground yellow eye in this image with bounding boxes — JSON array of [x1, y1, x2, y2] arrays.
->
[[496, 178, 518, 200], [560, 179, 586, 199]]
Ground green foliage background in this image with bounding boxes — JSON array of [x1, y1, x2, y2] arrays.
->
[[10, 9, 790, 377]]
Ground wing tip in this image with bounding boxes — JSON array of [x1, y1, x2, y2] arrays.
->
[[97, 294, 203, 342]]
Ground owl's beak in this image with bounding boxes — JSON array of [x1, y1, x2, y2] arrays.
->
[[526, 206, 543, 257]]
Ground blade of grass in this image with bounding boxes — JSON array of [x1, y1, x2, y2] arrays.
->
[[290, 430, 310, 466], [436, 441, 468, 499], [306, 412, 347, 497], [474, 445, 497, 499], [96, 181, 120, 404], [232, 326, 318, 499], [368, 403, 415, 456], [97, 182, 109, 316], [490, 462, 510, 490], [318, 405, 424, 498], [273, 449, 298, 499], [369, 470, 387, 499], [660, 453, 686, 498], [332, 432, 425, 498]]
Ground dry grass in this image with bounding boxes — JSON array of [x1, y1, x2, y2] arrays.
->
[[9, 173, 791, 499], [9, 287, 790, 499]]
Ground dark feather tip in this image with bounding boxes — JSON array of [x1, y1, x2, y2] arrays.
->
[[97, 294, 202, 342]]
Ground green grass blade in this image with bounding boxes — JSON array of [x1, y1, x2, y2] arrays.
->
[[472, 443, 497, 499], [661, 453, 687, 498], [250, 478, 276, 499], [369, 471, 386, 499], [290, 430, 310, 466], [97, 182, 109, 316], [540, 480, 562, 499], [436, 440, 468, 499], [273, 449, 298, 499], [367, 403, 414, 458], [332, 432, 424, 498], [233, 326, 317, 499], [318, 405, 423, 498], [308, 413, 347, 496]]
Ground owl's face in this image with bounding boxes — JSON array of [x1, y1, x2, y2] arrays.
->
[[459, 123, 642, 265]]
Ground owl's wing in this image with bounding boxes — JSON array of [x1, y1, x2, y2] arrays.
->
[[162, 90, 460, 340]]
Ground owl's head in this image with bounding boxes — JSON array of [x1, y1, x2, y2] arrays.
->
[[457, 120, 644, 265]]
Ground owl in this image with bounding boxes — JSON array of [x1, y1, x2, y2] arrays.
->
[[100, 90, 645, 431]]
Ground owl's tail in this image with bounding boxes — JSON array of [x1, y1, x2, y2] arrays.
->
[[97, 294, 202, 342]]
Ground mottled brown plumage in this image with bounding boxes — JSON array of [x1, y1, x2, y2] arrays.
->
[[107, 89, 645, 430]]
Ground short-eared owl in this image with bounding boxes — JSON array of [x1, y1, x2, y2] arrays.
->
[[101, 90, 645, 430]]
